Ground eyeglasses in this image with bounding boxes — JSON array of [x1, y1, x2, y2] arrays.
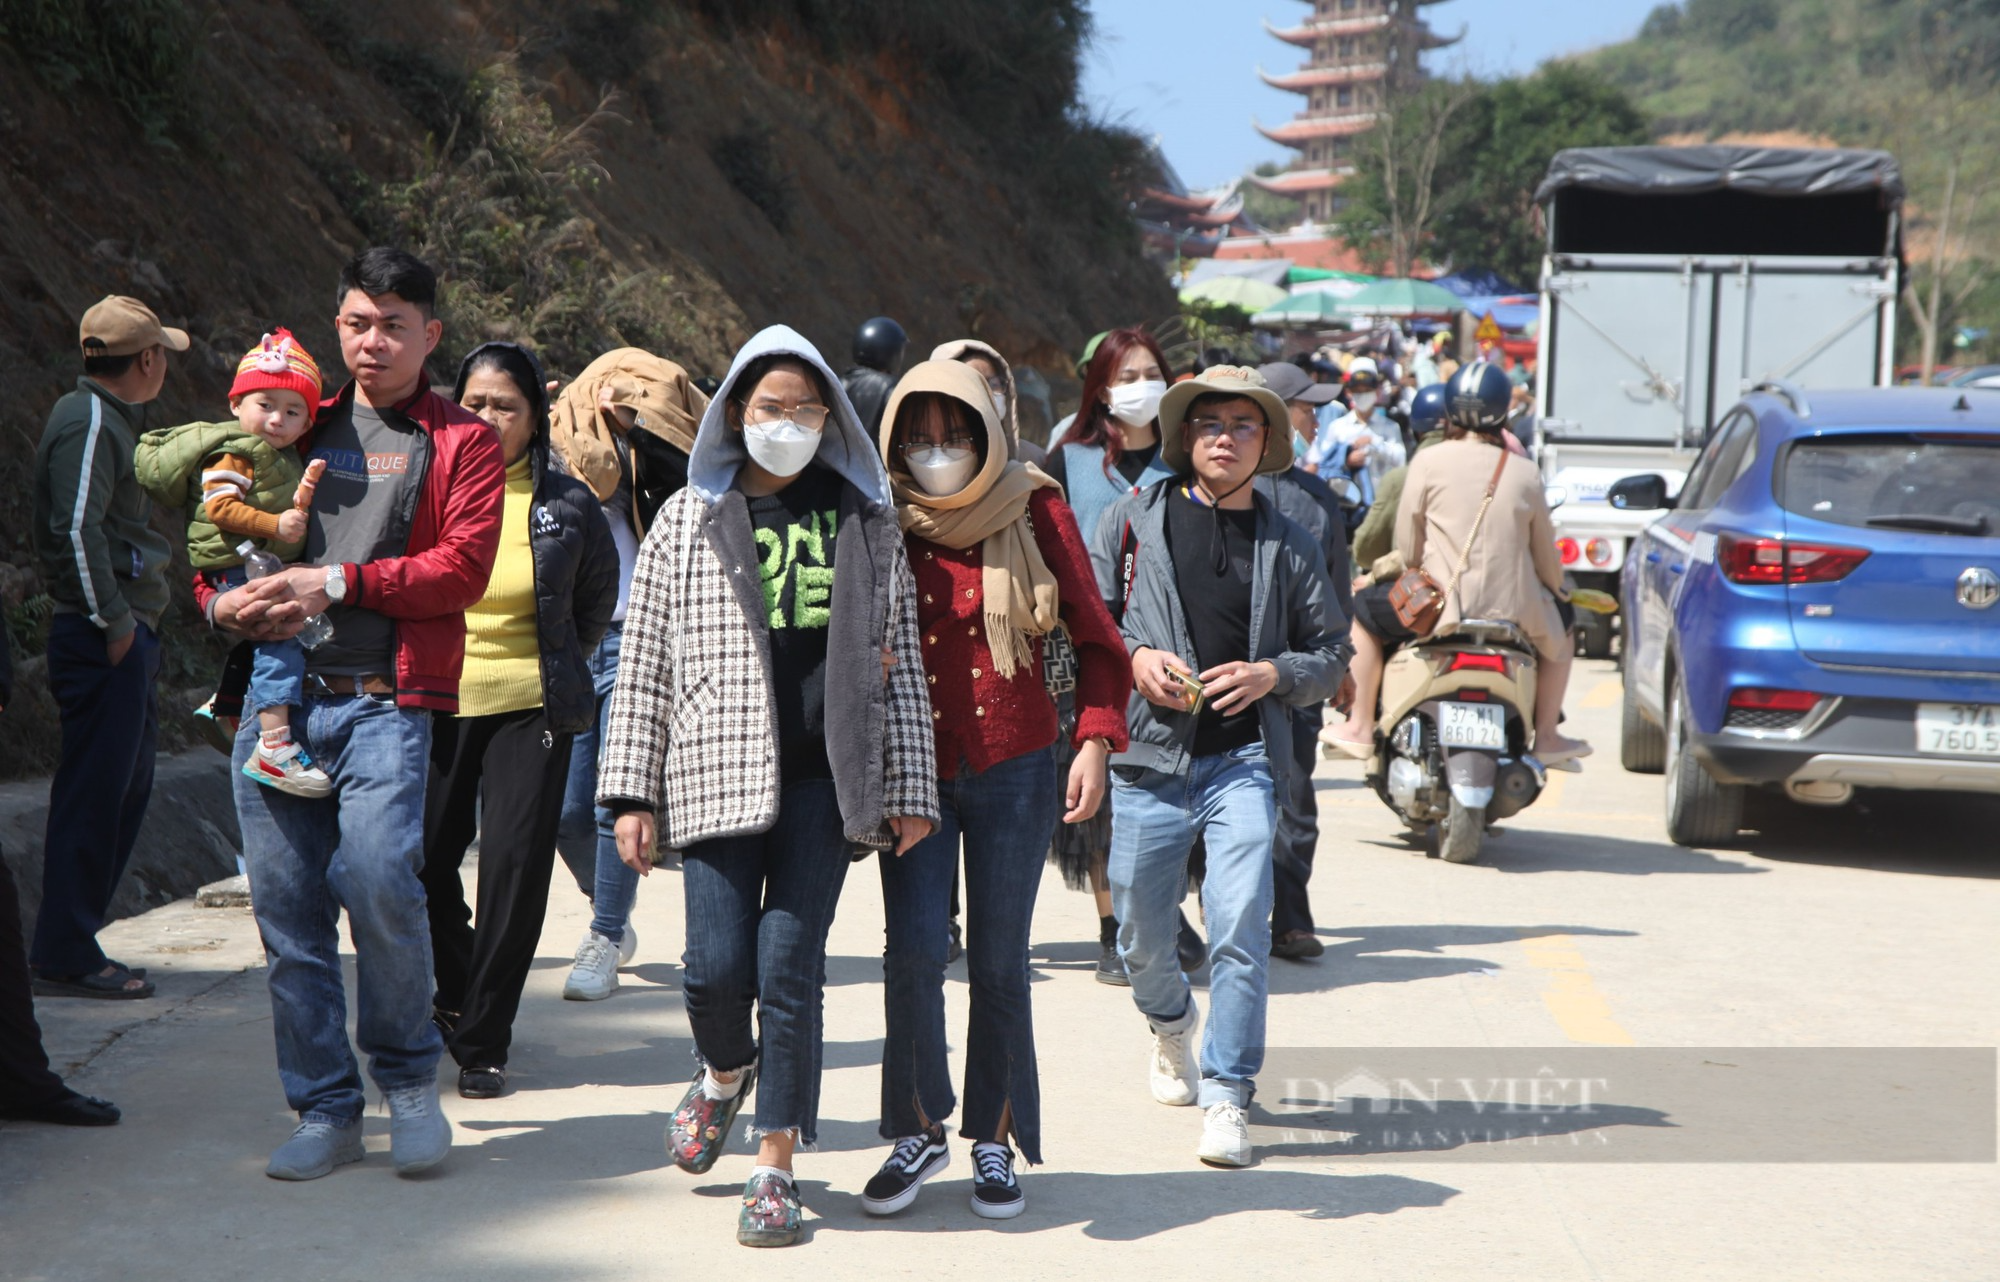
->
[[1188, 417, 1266, 441], [902, 433, 978, 454], [744, 400, 831, 431]]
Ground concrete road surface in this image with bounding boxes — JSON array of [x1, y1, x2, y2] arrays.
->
[[3, 660, 1995, 1279]]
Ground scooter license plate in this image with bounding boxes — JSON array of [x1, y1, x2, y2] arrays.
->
[[1438, 702, 1506, 750]]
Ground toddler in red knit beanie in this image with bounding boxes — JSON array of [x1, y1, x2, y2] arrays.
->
[[134, 328, 334, 797]]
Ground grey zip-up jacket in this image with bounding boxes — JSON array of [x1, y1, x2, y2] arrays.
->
[[1090, 480, 1346, 796], [596, 326, 939, 850], [33, 378, 173, 641]]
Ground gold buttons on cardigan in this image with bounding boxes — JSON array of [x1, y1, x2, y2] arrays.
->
[[932, 709, 942, 720], [927, 634, 937, 645], [968, 626, 977, 637], [924, 550, 934, 560], [965, 588, 975, 599], [924, 593, 933, 604], [927, 674, 937, 685], [974, 706, 986, 718], [971, 667, 982, 679]]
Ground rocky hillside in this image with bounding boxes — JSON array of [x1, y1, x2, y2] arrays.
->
[[0, 0, 1172, 776]]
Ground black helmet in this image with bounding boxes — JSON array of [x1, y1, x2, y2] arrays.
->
[[852, 316, 908, 373], [1444, 360, 1513, 432], [1409, 381, 1450, 435]]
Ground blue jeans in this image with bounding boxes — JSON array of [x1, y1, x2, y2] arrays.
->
[[679, 780, 849, 1147], [1108, 741, 1277, 1109], [205, 566, 305, 717], [556, 624, 639, 941], [878, 746, 1057, 1164], [232, 693, 440, 1124]]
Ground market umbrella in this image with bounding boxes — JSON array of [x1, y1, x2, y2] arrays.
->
[[1180, 275, 1289, 312], [1249, 291, 1347, 327], [1335, 278, 1467, 317]]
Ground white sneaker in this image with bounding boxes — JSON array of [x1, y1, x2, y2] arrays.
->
[[563, 932, 620, 1001], [1148, 997, 1200, 1106], [1197, 1100, 1252, 1167], [616, 923, 637, 967]]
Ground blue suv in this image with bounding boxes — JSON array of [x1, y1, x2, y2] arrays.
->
[[1611, 385, 2000, 846]]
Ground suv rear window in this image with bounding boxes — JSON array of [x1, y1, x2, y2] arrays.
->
[[1780, 434, 2000, 533]]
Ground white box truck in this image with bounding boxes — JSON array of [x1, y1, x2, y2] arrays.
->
[[1531, 145, 1904, 655]]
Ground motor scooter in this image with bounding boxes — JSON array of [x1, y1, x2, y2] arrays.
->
[[1365, 618, 1547, 864]]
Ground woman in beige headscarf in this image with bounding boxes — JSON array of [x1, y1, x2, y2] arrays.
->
[[931, 338, 1047, 467], [545, 349, 709, 1001], [859, 360, 1130, 1220]]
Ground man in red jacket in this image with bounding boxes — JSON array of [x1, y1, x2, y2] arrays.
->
[[204, 248, 503, 1182]]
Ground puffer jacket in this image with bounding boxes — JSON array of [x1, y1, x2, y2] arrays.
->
[[455, 342, 618, 734], [598, 325, 939, 850], [135, 420, 308, 567]]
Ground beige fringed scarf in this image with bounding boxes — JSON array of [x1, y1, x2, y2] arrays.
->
[[881, 360, 1062, 678], [548, 348, 707, 502]]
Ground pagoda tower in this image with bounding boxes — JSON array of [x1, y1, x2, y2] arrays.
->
[[1252, 0, 1460, 225]]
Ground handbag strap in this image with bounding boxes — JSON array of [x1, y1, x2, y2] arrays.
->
[[1440, 446, 1511, 603]]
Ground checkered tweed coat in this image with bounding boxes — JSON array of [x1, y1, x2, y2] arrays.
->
[[597, 481, 939, 851]]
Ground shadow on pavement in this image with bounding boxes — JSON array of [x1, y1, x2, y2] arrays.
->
[[1253, 1097, 1673, 1159], [1268, 923, 1636, 995], [1741, 790, 2000, 878], [730, 1167, 1459, 1240], [1467, 830, 1765, 876]]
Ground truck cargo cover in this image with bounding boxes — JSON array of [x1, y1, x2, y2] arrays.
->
[[1536, 146, 1904, 208]]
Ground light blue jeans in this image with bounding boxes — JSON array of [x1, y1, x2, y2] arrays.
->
[[1108, 740, 1276, 1109], [555, 623, 639, 942], [232, 693, 440, 1124]]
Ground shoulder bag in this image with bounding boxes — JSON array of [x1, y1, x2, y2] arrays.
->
[[1387, 446, 1510, 636]]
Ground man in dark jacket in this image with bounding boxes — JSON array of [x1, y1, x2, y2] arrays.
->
[[202, 248, 504, 1183], [0, 630, 121, 1126], [1090, 366, 1345, 1170], [840, 315, 906, 437], [27, 296, 181, 1001]]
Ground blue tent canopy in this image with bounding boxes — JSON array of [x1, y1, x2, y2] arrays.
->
[[1429, 268, 1525, 299], [1461, 294, 1540, 330]]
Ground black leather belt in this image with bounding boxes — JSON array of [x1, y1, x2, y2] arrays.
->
[[305, 673, 396, 699]]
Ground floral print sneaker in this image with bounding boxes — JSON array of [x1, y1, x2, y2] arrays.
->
[[666, 1062, 756, 1175], [737, 1169, 802, 1248]]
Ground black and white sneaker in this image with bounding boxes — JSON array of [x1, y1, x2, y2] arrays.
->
[[861, 1125, 949, 1216], [969, 1142, 1023, 1220]]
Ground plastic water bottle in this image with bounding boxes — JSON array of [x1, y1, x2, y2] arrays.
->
[[236, 541, 335, 650]]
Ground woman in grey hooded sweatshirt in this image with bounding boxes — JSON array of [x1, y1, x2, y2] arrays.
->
[[597, 325, 939, 1249]]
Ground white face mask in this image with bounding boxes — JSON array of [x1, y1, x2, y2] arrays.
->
[[743, 418, 822, 477], [1107, 379, 1167, 427], [905, 446, 979, 497], [990, 392, 1010, 424], [1350, 391, 1378, 415]]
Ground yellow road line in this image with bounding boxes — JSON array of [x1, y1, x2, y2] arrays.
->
[[1518, 934, 1636, 1046], [1579, 677, 1622, 710]]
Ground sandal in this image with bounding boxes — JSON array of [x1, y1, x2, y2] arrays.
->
[[32, 964, 155, 1000]]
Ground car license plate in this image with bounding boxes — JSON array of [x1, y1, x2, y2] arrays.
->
[[1916, 703, 2000, 756], [1438, 702, 1506, 750]]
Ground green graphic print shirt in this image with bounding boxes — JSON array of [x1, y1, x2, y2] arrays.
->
[[747, 464, 843, 783]]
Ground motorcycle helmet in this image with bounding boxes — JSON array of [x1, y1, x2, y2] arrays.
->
[[852, 316, 909, 374], [1409, 381, 1449, 435], [1444, 359, 1513, 432]]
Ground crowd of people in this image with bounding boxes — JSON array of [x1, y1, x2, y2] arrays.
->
[[0, 246, 1584, 1248]]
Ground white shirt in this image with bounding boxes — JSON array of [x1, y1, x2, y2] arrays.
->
[[1307, 409, 1405, 484]]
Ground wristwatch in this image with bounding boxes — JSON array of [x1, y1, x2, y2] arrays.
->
[[324, 564, 348, 604]]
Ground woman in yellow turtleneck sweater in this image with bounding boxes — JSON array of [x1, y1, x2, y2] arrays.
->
[[418, 343, 618, 1101]]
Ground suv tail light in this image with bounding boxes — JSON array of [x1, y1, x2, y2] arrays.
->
[[1728, 688, 1819, 712], [1557, 537, 1580, 565], [1585, 537, 1614, 567], [1448, 653, 1508, 674], [1717, 533, 1869, 585]]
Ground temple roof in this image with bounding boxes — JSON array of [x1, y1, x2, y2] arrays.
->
[[1258, 62, 1390, 93], [1256, 113, 1381, 146], [1247, 167, 1349, 195], [1262, 13, 1393, 47]]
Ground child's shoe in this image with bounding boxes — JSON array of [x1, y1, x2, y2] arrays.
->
[[243, 735, 333, 798]]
